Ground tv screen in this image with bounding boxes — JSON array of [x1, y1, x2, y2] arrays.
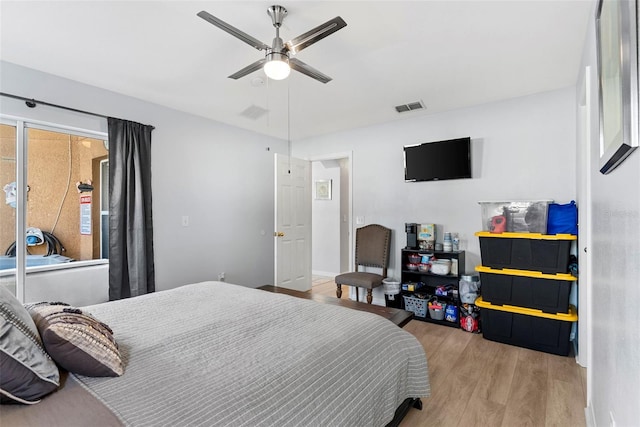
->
[[404, 137, 472, 182]]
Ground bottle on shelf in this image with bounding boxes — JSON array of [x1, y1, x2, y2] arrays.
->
[[443, 232, 453, 252]]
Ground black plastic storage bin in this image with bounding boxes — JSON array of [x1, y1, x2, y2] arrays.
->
[[475, 296, 577, 356], [476, 232, 576, 274], [475, 266, 576, 314]]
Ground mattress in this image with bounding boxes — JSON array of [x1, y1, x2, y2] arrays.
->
[[2, 282, 430, 426]]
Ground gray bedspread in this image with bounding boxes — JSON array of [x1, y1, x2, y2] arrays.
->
[[75, 282, 430, 427]]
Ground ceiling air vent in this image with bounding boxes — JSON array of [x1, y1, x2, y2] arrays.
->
[[395, 101, 425, 113], [240, 105, 269, 120]]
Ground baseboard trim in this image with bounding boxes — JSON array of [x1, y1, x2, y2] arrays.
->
[[312, 270, 339, 278], [349, 290, 385, 306], [585, 402, 596, 427]]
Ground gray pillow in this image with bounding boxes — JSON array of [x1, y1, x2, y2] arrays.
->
[[0, 286, 60, 404], [26, 302, 124, 377]]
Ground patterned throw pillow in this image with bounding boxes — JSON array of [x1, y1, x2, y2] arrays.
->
[[25, 302, 124, 377], [0, 287, 60, 404]]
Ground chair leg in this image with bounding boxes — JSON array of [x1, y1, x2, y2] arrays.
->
[[336, 284, 342, 298], [355, 287, 359, 302], [367, 289, 373, 304]]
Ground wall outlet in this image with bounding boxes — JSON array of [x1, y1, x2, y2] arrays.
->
[[356, 216, 365, 225], [217, 272, 225, 282]]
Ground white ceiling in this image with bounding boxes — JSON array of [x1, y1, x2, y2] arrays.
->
[[0, 1, 592, 141]]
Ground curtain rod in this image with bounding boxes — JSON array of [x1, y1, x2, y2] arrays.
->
[[0, 92, 155, 130]]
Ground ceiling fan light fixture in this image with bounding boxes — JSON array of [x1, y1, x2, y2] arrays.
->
[[264, 52, 291, 80], [197, 7, 346, 83]]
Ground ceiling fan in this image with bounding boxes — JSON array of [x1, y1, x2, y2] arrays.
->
[[197, 5, 347, 84]]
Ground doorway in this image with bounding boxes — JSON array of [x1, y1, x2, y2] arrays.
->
[[310, 152, 352, 288]]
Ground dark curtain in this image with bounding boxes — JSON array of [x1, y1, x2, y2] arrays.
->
[[108, 118, 155, 300]]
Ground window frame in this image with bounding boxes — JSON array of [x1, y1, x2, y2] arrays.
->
[[100, 158, 109, 259], [0, 115, 109, 301]]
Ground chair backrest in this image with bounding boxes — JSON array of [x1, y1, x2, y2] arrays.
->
[[354, 224, 391, 274]]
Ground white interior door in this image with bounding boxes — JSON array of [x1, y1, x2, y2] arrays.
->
[[274, 154, 311, 291]]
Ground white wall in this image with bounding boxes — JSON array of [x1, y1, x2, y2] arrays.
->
[[311, 160, 341, 276], [0, 61, 287, 298], [294, 87, 577, 287], [579, 1, 640, 425]]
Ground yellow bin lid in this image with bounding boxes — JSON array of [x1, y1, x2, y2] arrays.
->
[[475, 231, 577, 241], [475, 296, 578, 321], [475, 265, 577, 281]]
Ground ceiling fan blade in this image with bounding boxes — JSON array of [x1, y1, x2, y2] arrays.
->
[[289, 58, 332, 84], [285, 16, 347, 55], [197, 11, 270, 51], [228, 58, 267, 80]]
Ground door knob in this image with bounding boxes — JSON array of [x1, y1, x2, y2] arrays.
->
[[274, 232, 285, 237]]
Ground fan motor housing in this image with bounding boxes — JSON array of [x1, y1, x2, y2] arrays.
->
[[266, 51, 289, 63]]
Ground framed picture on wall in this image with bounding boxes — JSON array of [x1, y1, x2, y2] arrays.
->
[[314, 180, 332, 200], [595, 0, 639, 174]]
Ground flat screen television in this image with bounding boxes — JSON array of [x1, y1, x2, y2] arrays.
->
[[404, 137, 472, 182]]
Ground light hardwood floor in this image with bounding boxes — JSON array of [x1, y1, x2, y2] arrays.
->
[[311, 276, 587, 427]]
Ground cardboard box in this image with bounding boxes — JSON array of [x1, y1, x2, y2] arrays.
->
[[418, 224, 435, 249]]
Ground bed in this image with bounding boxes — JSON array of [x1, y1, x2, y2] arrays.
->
[[1, 281, 430, 426]]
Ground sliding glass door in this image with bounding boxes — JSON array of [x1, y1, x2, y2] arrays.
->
[[0, 119, 108, 301], [25, 127, 108, 263]]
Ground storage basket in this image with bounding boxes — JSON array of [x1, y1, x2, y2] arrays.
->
[[402, 295, 427, 318], [407, 254, 422, 264], [428, 306, 445, 320], [478, 200, 552, 233]]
